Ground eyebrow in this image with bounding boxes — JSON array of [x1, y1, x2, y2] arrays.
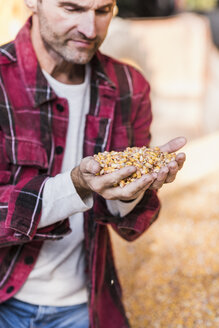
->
[[57, 1, 114, 10]]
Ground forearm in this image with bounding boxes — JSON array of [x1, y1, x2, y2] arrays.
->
[[39, 171, 93, 228], [70, 166, 92, 200]]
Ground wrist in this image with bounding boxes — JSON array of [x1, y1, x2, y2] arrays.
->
[[70, 167, 91, 199]]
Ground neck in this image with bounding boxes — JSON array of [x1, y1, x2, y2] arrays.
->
[[30, 15, 85, 85], [49, 63, 85, 85]]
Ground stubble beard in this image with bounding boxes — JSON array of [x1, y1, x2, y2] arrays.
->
[[38, 14, 102, 65]]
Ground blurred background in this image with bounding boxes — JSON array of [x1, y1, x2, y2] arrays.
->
[[1, 0, 219, 327]]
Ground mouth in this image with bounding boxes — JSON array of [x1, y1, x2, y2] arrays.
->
[[68, 39, 94, 48]]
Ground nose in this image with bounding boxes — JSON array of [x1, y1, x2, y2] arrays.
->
[[77, 11, 97, 40]]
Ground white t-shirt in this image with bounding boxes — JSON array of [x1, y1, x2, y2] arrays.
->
[[15, 65, 144, 306]]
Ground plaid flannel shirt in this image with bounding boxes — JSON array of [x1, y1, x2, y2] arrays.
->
[[0, 18, 160, 327]]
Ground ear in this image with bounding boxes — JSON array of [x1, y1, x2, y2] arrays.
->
[[24, 0, 38, 12]]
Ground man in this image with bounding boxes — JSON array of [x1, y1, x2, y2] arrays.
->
[[0, 0, 186, 327]]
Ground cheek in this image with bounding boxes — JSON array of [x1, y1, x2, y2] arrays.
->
[[45, 10, 76, 35], [96, 18, 112, 39]]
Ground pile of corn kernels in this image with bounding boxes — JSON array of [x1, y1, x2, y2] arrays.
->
[[112, 172, 219, 328], [94, 146, 176, 187]]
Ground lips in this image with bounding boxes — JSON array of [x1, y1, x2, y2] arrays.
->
[[68, 39, 93, 48], [74, 39, 91, 43]]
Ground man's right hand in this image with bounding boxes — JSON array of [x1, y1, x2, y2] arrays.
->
[[70, 156, 157, 201]]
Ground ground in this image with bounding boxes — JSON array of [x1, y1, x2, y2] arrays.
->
[[111, 171, 219, 328]]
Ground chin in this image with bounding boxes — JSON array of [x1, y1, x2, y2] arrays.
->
[[65, 52, 95, 65], [67, 44, 99, 63]]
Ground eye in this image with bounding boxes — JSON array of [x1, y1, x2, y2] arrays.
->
[[64, 6, 83, 13], [96, 6, 112, 15]]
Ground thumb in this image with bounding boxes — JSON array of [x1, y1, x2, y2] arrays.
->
[[81, 157, 101, 175], [159, 136, 187, 153]]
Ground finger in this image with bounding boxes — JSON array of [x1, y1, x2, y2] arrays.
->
[[111, 173, 157, 201], [150, 166, 169, 189], [81, 157, 101, 175], [176, 152, 186, 170], [159, 136, 187, 153], [97, 166, 137, 189], [165, 160, 179, 183]]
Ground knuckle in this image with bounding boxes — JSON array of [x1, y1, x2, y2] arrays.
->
[[105, 193, 116, 200], [167, 176, 176, 183], [112, 178, 119, 187], [142, 178, 152, 187], [93, 183, 102, 194], [125, 190, 133, 199], [152, 180, 162, 188], [95, 188, 101, 194]]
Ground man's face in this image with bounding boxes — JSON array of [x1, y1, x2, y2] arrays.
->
[[36, 0, 115, 64]]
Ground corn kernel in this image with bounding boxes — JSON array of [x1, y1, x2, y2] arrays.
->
[[93, 145, 176, 187]]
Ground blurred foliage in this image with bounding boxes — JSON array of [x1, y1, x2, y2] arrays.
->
[[185, 0, 217, 10]]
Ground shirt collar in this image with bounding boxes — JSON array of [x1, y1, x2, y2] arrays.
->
[[90, 52, 116, 89], [15, 17, 116, 108], [14, 17, 56, 108]]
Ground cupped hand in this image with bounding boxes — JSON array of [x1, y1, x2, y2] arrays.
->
[[71, 156, 157, 201], [149, 136, 186, 190], [71, 136, 187, 201]]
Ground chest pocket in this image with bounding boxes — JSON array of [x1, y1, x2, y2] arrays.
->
[[83, 115, 112, 156], [4, 137, 49, 169], [110, 123, 133, 151]]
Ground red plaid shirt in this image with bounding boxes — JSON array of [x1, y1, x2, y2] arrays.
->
[[0, 18, 160, 327]]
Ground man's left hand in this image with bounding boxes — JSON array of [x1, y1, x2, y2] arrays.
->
[[149, 136, 186, 190]]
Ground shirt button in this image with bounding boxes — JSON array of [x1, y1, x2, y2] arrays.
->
[[56, 104, 64, 112], [55, 146, 64, 155], [25, 256, 34, 265], [6, 286, 14, 294]]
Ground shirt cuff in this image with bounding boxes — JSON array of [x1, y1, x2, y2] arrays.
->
[[106, 191, 145, 218], [38, 171, 93, 228]]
